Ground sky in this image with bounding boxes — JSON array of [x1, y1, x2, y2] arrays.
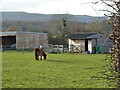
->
[[1, 0, 108, 16]]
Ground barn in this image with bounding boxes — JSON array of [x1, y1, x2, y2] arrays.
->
[[66, 33, 113, 54], [0, 31, 48, 50]]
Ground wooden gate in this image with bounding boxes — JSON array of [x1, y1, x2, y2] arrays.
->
[[70, 45, 83, 53]]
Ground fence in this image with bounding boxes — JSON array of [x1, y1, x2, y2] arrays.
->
[[44, 44, 69, 53], [43, 44, 84, 53], [69, 45, 83, 53], [1, 44, 35, 53], [1, 44, 110, 54], [0, 44, 84, 53]]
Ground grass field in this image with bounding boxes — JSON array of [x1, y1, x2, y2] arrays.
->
[[2, 51, 111, 88]]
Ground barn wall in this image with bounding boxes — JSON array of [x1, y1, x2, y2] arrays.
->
[[88, 33, 113, 54], [16, 32, 48, 49], [0, 31, 48, 49], [96, 33, 112, 53], [69, 39, 94, 53], [92, 39, 97, 53], [68, 33, 113, 54], [69, 39, 85, 52]]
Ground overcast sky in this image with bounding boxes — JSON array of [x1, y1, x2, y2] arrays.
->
[[1, 0, 108, 16]]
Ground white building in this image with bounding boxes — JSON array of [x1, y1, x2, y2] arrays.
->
[[66, 33, 113, 54]]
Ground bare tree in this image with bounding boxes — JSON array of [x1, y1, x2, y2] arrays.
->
[[55, 14, 71, 44], [57, 14, 71, 36], [94, 0, 120, 88], [108, 0, 120, 88]]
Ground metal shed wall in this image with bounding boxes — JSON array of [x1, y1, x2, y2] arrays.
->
[[0, 31, 48, 49], [16, 32, 48, 49]]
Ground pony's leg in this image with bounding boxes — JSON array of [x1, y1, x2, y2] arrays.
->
[[40, 55, 42, 60], [36, 55, 39, 60], [35, 54, 37, 60], [35, 50, 39, 60], [35, 55, 39, 60], [43, 56, 46, 60], [36, 54, 39, 60]]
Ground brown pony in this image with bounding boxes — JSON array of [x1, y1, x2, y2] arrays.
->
[[34, 48, 47, 60]]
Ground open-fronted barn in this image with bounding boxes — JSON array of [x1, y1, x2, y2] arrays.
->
[[0, 31, 48, 50], [66, 33, 113, 54]]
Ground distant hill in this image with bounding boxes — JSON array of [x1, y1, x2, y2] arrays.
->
[[1, 12, 110, 35], [1, 12, 106, 23]]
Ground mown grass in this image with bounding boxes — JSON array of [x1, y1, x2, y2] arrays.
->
[[2, 51, 111, 88]]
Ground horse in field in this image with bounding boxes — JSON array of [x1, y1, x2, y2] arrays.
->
[[34, 48, 47, 60]]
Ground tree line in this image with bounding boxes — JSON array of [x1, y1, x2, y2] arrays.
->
[[2, 19, 110, 45]]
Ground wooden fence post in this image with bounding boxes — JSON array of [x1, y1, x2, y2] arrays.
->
[[79, 45, 81, 53], [0, 45, 2, 51], [62, 45, 64, 53], [71, 45, 74, 53], [22, 45, 24, 54], [51, 44, 53, 52], [57, 45, 59, 53]]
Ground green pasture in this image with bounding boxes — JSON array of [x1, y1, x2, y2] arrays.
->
[[2, 51, 111, 88]]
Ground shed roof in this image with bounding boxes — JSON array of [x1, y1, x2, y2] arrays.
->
[[66, 33, 98, 39]]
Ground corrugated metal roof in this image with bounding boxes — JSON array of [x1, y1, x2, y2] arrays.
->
[[0, 31, 48, 34], [66, 33, 98, 39], [0, 31, 17, 34]]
